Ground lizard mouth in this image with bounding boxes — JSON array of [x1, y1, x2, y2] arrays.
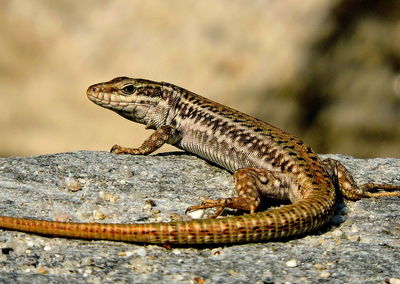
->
[[87, 92, 157, 115], [88, 93, 133, 108]]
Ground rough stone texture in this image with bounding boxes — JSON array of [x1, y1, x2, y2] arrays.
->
[[0, 151, 399, 283]]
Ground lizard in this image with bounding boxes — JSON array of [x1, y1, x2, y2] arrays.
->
[[0, 76, 399, 244]]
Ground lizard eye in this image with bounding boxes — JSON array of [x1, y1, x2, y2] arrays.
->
[[122, 84, 136, 94]]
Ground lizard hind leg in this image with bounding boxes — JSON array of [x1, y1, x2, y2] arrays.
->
[[321, 158, 400, 200], [186, 168, 296, 217]]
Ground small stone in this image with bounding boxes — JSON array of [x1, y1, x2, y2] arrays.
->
[[319, 271, 330, 278], [344, 232, 361, 242], [314, 263, 325, 270], [92, 209, 106, 220], [193, 277, 206, 284], [64, 177, 82, 192], [388, 278, 400, 284], [172, 249, 182, 255], [54, 213, 72, 222], [187, 209, 205, 219], [88, 277, 103, 284], [36, 267, 48, 274], [120, 165, 134, 177], [99, 191, 119, 203], [119, 251, 134, 257], [331, 229, 344, 238], [169, 274, 185, 281], [181, 214, 194, 221], [227, 269, 238, 276], [130, 258, 152, 274], [309, 239, 323, 248], [350, 224, 359, 233], [170, 213, 183, 222], [135, 248, 147, 257], [286, 259, 298, 267], [125, 251, 134, 257]]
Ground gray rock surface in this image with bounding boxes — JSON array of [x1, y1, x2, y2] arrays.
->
[[0, 151, 399, 283]]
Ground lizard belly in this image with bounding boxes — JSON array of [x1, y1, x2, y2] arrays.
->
[[176, 128, 268, 173]]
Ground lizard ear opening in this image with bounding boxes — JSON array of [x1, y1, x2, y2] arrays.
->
[[122, 84, 136, 95]]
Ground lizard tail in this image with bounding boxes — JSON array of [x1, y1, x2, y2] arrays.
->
[[0, 193, 334, 244]]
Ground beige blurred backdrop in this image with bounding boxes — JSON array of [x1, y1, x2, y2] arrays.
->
[[1, 0, 399, 158]]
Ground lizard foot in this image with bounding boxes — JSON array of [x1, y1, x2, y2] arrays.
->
[[110, 144, 143, 155], [186, 198, 227, 218], [186, 196, 257, 218], [110, 144, 126, 154]]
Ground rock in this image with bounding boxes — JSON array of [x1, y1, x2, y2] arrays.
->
[[0, 151, 399, 283]]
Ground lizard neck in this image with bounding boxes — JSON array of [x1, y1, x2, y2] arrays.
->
[[142, 84, 181, 130]]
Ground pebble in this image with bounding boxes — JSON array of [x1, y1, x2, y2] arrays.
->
[[314, 263, 325, 270], [319, 271, 330, 278], [350, 224, 359, 233], [119, 165, 134, 178], [170, 213, 183, 221], [36, 267, 48, 274], [64, 177, 82, 192], [344, 232, 361, 242], [135, 248, 147, 257], [119, 251, 134, 257], [187, 209, 205, 219], [331, 229, 344, 238], [286, 259, 298, 267], [92, 209, 106, 220], [99, 191, 119, 203], [54, 213, 72, 222]]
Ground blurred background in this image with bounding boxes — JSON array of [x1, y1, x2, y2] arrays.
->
[[0, 0, 399, 158]]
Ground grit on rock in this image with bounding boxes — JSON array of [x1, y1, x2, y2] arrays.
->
[[0, 151, 399, 283]]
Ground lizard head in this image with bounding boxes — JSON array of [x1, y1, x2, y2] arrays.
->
[[87, 77, 168, 126]]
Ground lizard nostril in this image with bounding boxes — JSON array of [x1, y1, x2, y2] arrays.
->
[[91, 87, 98, 92]]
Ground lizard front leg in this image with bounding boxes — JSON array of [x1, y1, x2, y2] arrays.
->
[[111, 125, 177, 155], [322, 158, 400, 200], [187, 168, 297, 217]]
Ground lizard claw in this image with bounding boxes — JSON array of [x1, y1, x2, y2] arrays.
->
[[185, 198, 227, 218]]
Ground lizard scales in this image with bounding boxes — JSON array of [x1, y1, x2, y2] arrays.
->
[[0, 77, 398, 244]]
